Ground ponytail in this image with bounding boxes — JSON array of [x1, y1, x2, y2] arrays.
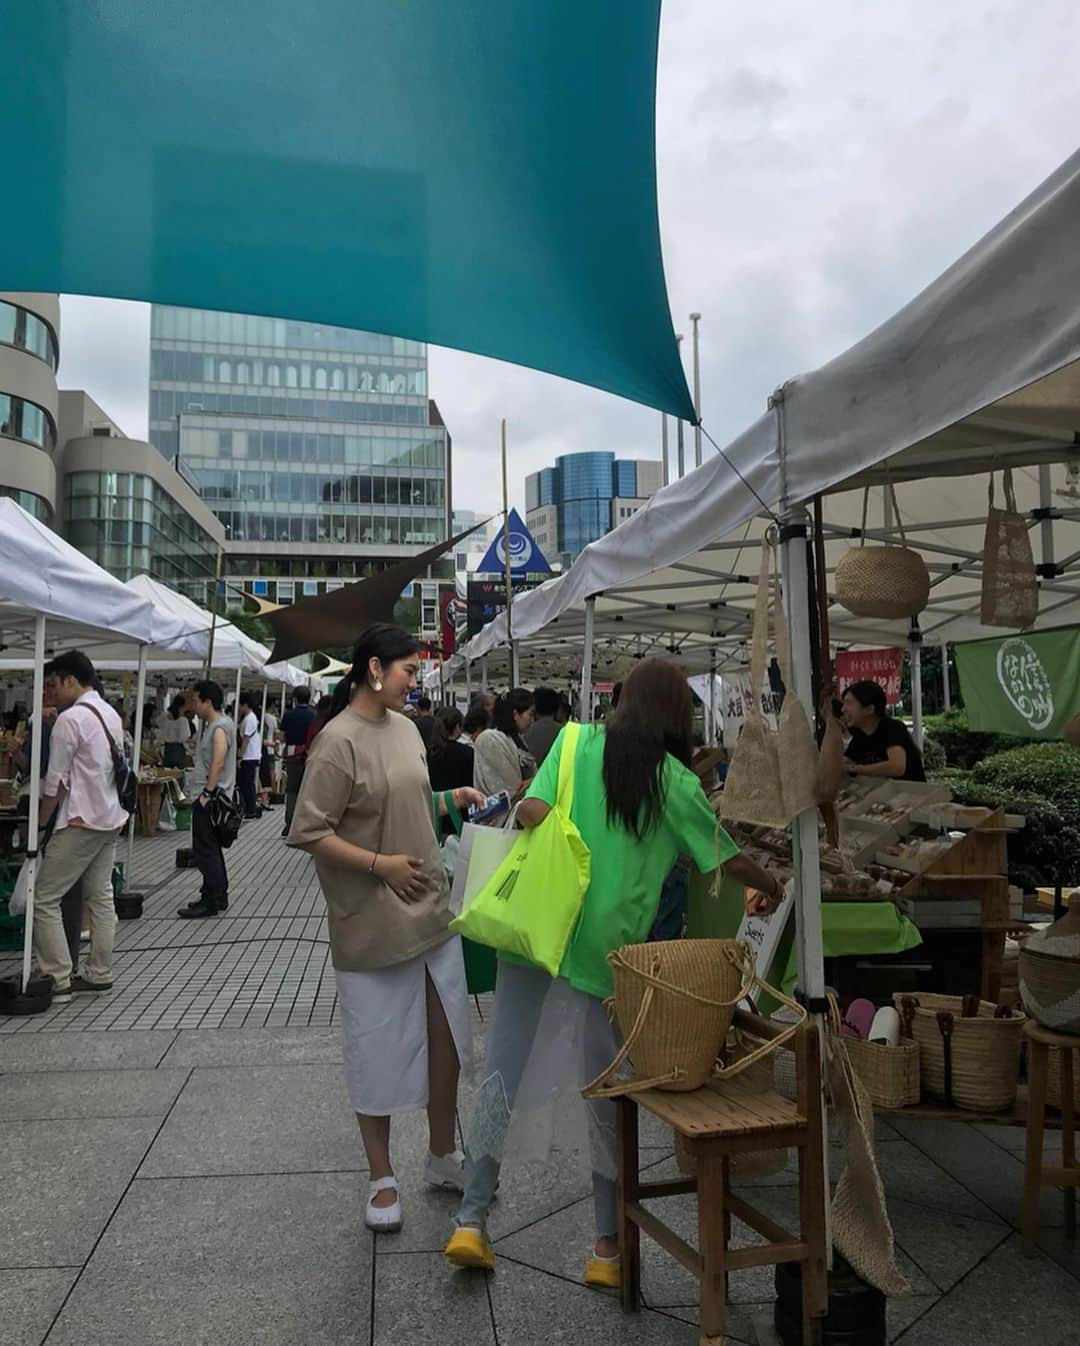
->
[[323, 623, 421, 726]]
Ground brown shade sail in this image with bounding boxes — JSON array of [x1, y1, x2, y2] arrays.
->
[[266, 523, 486, 662]]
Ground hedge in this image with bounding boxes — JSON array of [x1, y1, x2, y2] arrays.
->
[[929, 744, 1080, 888]]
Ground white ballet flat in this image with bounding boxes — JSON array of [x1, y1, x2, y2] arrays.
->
[[365, 1175, 402, 1233]]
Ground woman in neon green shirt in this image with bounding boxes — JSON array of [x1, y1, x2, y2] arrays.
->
[[446, 660, 782, 1286]]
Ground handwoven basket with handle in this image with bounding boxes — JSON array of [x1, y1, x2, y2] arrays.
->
[[583, 939, 805, 1099], [835, 483, 930, 620], [894, 993, 1025, 1112]]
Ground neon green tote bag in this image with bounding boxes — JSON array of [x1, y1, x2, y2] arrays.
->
[[450, 723, 591, 977]]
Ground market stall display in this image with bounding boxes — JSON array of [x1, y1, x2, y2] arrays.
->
[[135, 768, 185, 837]]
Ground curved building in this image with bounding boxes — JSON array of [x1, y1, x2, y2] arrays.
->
[[0, 291, 60, 521]]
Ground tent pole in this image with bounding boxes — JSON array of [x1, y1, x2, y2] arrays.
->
[[941, 642, 951, 713], [280, 683, 286, 717], [465, 658, 472, 701], [511, 640, 520, 688], [581, 596, 596, 723], [779, 513, 827, 1006], [21, 614, 46, 992], [661, 413, 669, 487], [1039, 464, 1055, 570], [910, 620, 924, 747], [709, 648, 718, 746], [126, 644, 148, 883], [234, 666, 242, 717], [481, 656, 488, 693], [780, 508, 832, 1277]]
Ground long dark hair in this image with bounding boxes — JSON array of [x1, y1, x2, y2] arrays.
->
[[492, 688, 533, 748], [429, 706, 463, 758], [168, 695, 186, 720], [324, 623, 420, 725], [602, 661, 693, 839]]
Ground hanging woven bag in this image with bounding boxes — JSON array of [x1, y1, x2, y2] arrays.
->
[[980, 467, 1039, 629], [835, 482, 930, 620], [719, 529, 818, 828]]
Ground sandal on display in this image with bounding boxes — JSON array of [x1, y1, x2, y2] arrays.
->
[[445, 1226, 495, 1271], [584, 1254, 621, 1289], [364, 1176, 402, 1233]]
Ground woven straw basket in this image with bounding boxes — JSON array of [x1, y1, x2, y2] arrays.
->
[[583, 939, 805, 1099], [843, 1036, 920, 1110], [1019, 896, 1080, 1034], [1047, 1046, 1080, 1111], [895, 994, 1025, 1112], [835, 546, 930, 621], [835, 484, 930, 621], [1020, 945, 1080, 1035]]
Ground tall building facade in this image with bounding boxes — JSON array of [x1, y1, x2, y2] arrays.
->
[[525, 451, 661, 564], [148, 307, 452, 603], [0, 291, 61, 522], [60, 392, 224, 599], [1, 293, 223, 598]]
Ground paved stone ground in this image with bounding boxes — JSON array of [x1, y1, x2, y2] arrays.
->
[[1, 812, 1078, 1344]]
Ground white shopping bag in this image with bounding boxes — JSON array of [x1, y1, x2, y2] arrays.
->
[[9, 858, 30, 916], [448, 818, 518, 917], [157, 794, 177, 832]]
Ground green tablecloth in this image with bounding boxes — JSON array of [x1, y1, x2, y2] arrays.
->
[[688, 872, 923, 1002]]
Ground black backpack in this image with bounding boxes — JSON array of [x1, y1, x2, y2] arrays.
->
[[79, 702, 139, 814]]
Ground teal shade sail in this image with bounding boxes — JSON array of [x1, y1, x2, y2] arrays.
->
[[1, 1, 694, 419]]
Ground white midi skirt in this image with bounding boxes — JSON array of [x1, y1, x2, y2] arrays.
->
[[335, 934, 473, 1116]]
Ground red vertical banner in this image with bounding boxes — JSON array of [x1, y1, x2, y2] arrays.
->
[[440, 590, 458, 658], [835, 647, 904, 705]]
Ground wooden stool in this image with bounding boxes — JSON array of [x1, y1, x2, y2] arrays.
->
[[1022, 1020, 1079, 1255], [615, 1009, 828, 1346]]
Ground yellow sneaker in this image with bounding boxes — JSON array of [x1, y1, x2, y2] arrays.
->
[[584, 1255, 621, 1289], [445, 1226, 495, 1272]]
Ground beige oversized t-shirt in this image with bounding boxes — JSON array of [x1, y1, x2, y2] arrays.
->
[[287, 706, 451, 972]]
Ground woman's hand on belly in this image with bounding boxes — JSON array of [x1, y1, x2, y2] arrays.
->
[[374, 853, 427, 902]]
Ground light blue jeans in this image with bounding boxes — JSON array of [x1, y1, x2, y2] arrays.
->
[[457, 960, 619, 1237]]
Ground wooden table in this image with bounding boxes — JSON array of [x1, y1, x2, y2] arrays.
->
[[135, 771, 183, 836]]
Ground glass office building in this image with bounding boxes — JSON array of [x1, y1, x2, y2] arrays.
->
[[148, 306, 451, 598], [64, 470, 219, 595], [525, 452, 661, 561]]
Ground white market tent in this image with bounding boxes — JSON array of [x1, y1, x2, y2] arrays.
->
[[124, 575, 311, 690], [454, 146, 1080, 1069], [0, 500, 206, 994], [458, 147, 1080, 685]]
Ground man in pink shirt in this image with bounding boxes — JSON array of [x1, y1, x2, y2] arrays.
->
[[33, 651, 130, 1002]]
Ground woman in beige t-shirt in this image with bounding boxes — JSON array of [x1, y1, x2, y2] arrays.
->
[[288, 624, 482, 1235]]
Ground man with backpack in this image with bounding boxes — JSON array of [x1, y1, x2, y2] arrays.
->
[[178, 680, 237, 920], [33, 651, 130, 1002]]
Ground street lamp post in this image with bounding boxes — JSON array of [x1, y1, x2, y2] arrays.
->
[[675, 334, 685, 478], [690, 313, 702, 469]]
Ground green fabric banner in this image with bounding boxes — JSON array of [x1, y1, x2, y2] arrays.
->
[[953, 626, 1080, 739]]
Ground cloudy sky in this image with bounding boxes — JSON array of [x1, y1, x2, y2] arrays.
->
[[57, 0, 1080, 520]]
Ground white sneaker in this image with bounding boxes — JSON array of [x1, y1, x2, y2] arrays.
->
[[424, 1149, 466, 1192], [365, 1175, 402, 1233]]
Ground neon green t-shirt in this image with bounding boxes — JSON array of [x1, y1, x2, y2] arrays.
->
[[521, 724, 738, 1000]]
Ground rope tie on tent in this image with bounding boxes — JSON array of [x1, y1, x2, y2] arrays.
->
[[699, 422, 781, 525]]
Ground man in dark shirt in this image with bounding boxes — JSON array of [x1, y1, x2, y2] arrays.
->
[[415, 695, 435, 747], [841, 680, 926, 782], [523, 686, 561, 766], [280, 687, 317, 836]]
